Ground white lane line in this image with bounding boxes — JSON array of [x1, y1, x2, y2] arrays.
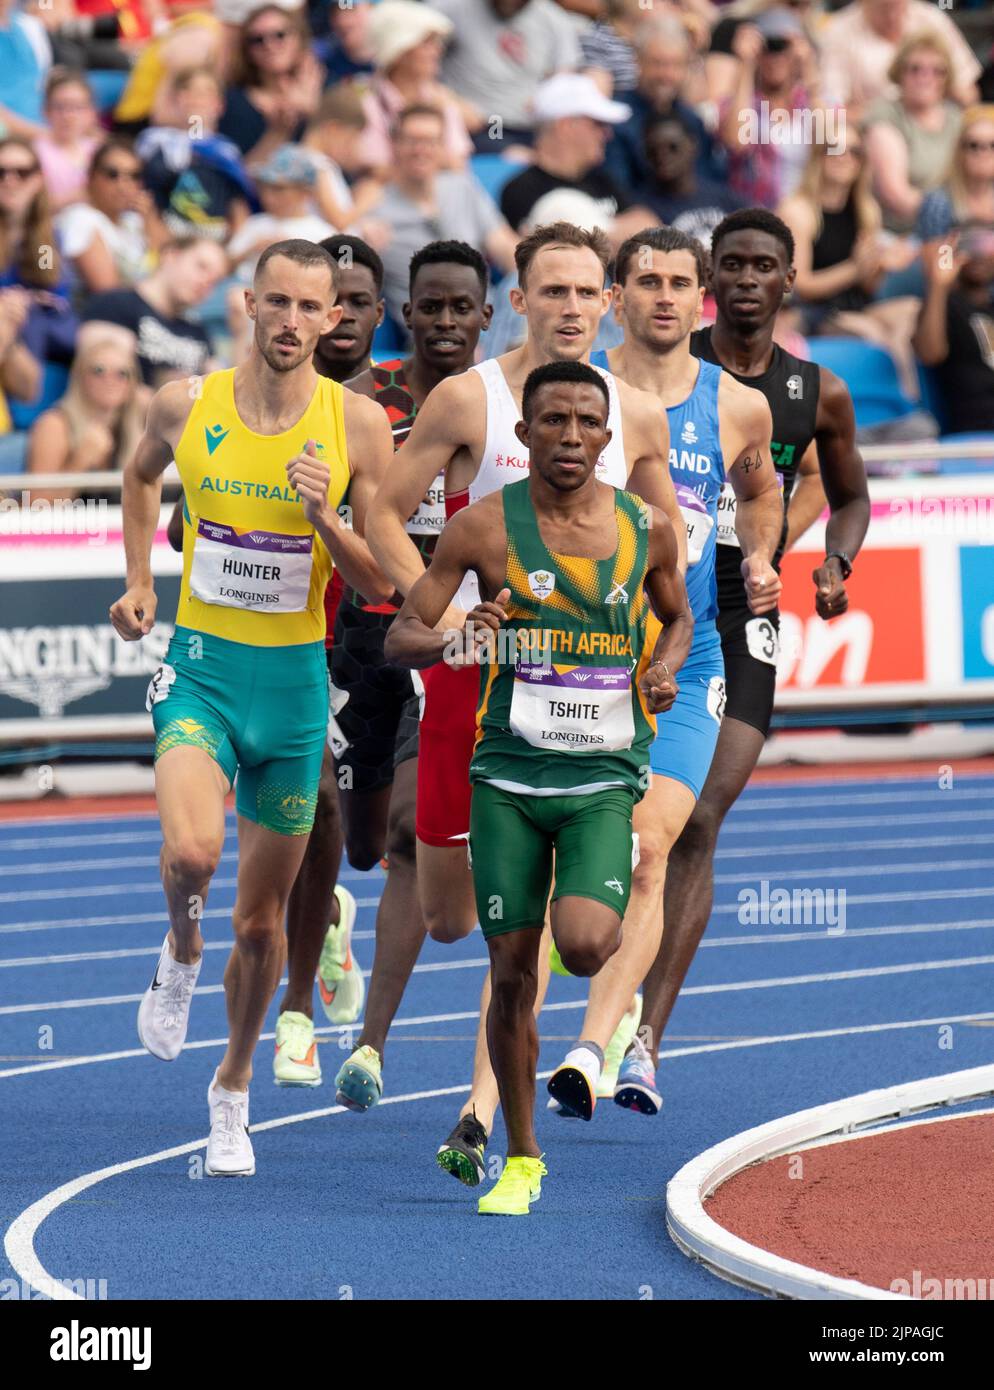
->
[[714, 836, 994, 857], [7, 1006, 994, 1301], [714, 858, 994, 884], [717, 809, 994, 835], [0, 880, 386, 905], [7, 916, 994, 972], [3, 953, 992, 1020], [713, 885, 994, 912]]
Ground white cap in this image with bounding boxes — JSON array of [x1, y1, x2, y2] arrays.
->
[[524, 188, 613, 234], [368, 1, 453, 72], [532, 72, 632, 126]]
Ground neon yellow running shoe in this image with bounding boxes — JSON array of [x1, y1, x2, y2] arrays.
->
[[318, 885, 364, 1025], [548, 939, 572, 977], [273, 1010, 321, 1087], [598, 994, 642, 1098], [334, 1043, 382, 1112], [477, 1156, 547, 1215]]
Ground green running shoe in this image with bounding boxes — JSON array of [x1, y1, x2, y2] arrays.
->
[[597, 994, 642, 1098], [318, 886, 365, 1026], [437, 1111, 488, 1187], [478, 1156, 547, 1216], [273, 1010, 322, 1087], [334, 1043, 382, 1112]]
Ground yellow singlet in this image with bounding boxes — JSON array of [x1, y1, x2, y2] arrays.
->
[[172, 368, 350, 647]]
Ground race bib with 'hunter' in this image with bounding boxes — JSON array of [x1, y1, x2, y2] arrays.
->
[[189, 518, 315, 612], [509, 660, 635, 753]]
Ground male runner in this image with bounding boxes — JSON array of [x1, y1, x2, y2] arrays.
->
[[327, 240, 493, 1109], [436, 227, 782, 1172], [112, 240, 393, 1175], [383, 362, 693, 1214], [623, 208, 871, 1107], [347, 221, 686, 1117]]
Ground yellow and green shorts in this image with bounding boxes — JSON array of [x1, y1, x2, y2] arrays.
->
[[148, 626, 328, 836], [468, 781, 637, 939]]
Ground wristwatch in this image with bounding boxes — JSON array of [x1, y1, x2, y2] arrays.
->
[[825, 551, 853, 580]]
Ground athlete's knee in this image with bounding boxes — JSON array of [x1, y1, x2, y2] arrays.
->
[[231, 907, 284, 953], [344, 834, 383, 874], [385, 798, 416, 870], [161, 836, 222, 890], [555, 923, 621, 978], [631, 823, 671, 892], [673, 799, 722, 862], [425, 906, 475, 944]]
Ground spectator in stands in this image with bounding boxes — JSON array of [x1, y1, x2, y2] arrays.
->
[[635, 109, 746, 248], [368, 103, 518, 327], [226, 145, 336, 282], [431, 0, 584, 152], [113, 11, 224, 134], [0, 288, 41, 432], [913, 224, 994, 436], [498, 74, 652, 242], [820, 0, 980, 113], [35, 71, 101, 215], [917, 106, 994, 242], [778, 133, 921, 393], [0, 0, 48, 138], [26, 0, 130, 72], [136, 67, 255, 246], [219, 5, 326, 163], [81, 236, 227, 386], [57, 140, 165, 298], [717, 7, 823, 207], [580, 0, 648, 96], [0, 136, 77, 372], [864, 33, 963, 235], [604, 16, 723, 196], [25, 330, 144, 502], [314, 0, 375, 86], [706, 0, 828, 110], [303, 84, 384, 228], [358, 2, 472, 178]]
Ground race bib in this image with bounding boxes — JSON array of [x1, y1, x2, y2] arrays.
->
[[405, 472, 446, 537], [145, 662, 176, 711], [715, 482, 738, 547], [674, 483, 714, 566], [190, 518, 314, 612], [509, 661, 635, 753], [745, 616, 780, 666], [707, 675, 726, 724]]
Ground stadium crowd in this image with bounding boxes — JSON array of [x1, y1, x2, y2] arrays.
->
[[1, 0, 994, 496]]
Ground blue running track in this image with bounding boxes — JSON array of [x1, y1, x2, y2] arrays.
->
[[1, 771, 993, 1300]]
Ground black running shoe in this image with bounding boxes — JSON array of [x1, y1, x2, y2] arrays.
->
[[436, 1112, 488, 1187]]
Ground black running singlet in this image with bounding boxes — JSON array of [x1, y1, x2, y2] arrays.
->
[[691, 326, 820, 611]]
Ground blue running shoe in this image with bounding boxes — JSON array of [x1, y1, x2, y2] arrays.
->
[[613, 1040, 662, 1116]]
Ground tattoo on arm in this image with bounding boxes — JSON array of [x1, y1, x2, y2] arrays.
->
[[739, 451, 765, 474]]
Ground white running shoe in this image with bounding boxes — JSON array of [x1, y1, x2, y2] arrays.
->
[[137, 934, 201, 1061], [205, 1070, 255, 1177], [317, 885, 364, 1025], [273, 1010, 322, 1087]]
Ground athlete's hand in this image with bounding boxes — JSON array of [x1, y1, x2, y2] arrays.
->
[[443, 588, 510, 668], [742, 555, 782, 615], [287, 440, 332, 527], [813, 559, 848, 621], [641, 660, 678, 715], [110, 585, 157, 641]]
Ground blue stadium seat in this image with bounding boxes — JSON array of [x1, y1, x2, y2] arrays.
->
[[86, 71, 129, 116], [470, 154, 527, 204], [9, 362, 69, 433], [916, 362, 950, 435], [0, 430, 28, 475], [372, 314, 405, 361], [803, 338, 917, 428]]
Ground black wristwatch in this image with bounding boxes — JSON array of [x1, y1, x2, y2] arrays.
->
[[825, 551, 853, 580]]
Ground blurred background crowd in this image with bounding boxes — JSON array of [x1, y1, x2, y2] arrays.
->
[[2, 0, 994, 496]]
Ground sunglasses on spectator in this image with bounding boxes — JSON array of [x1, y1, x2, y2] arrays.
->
[[0, 164, 40, 181], [904, 62, 947, 77], [764, 37, 792, 54], [97, 166, 142, 181], [87, 365, 131, 380], [248, 28, 290, 46], [964, 139, 994, 153]]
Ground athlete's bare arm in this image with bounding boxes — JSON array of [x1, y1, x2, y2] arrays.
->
[[720, 374, 782, 616], [384, 495, 505, 669], [640, 505, 695, 713], [616, 381, 688, 574], [287, 390, 394, 604], [111, 379, 194, 641], [367, 371, 486, 605], [784, 442, 825, 550], [812, 367, 870, 621]]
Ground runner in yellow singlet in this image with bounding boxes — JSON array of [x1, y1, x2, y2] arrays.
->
[[110, 239, 393, 1177]]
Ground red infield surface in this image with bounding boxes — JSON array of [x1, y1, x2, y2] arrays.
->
[[706, 1112, 994, 1296]]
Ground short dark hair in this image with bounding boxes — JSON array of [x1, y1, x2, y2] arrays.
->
[[392, 103, 445, 140], [320, 234, 384, 293], [614, 225, 709, 287], [521, 361, 610, 423], [255, 238, 337, 289], [644, 109, 698, 144], [515, 221, 612, 289], [711, 208, 795, 266], [409, 239, 488, 298]]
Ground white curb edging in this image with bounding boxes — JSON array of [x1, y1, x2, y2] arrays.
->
[[667, 1063, 994, 1300]]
